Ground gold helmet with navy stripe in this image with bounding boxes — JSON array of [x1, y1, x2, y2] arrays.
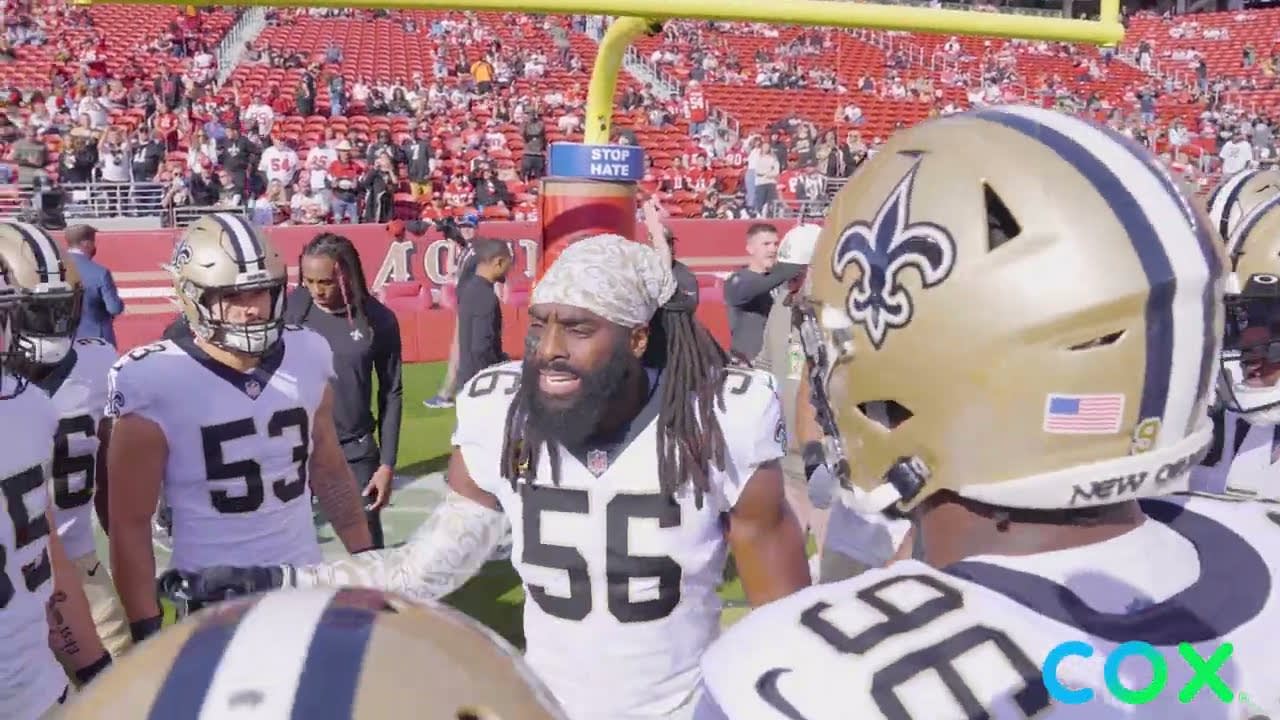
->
[[805, 105, 1226, 512], [1218, 194, 1280, 424], [0, 220, 83, 367], [167, 213, 287, 356], [0, 248, 27, 399], [62, 587, 570, 720], [1207, 168, 1280, 243]]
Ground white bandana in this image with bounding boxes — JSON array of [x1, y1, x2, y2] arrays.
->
[[531, 234, 677, 327]]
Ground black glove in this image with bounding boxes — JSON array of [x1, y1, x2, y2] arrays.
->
[[158, 565, 288, 605]]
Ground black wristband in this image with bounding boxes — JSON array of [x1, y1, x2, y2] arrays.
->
[[129, 614, 163, 643], [801, 441, 825, 478], [73, 652, 112, 685]]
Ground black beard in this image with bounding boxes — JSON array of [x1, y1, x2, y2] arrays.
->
[[521, 339, 637, 449]]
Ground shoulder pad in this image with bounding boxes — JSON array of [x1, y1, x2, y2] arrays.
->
[[75, 338, 121, 373], [284, 323, 306, 332], [452, 361, 523, 456], [720, 366, 777, 400], [111, 341, 169, 371], [703, 563, 1054, 719], [457, 361, 523, 408], [74, 337, 110, 347]]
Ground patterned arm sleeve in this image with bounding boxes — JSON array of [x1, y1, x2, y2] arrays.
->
[[289, 490, 506, 602]]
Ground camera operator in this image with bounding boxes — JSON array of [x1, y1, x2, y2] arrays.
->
[[24, 173, 68, 231]]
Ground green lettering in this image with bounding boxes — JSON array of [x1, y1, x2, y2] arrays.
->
[[1177, 642, 1234, 703]]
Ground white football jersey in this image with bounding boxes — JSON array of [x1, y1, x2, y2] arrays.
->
[[452, 361, 787, 720], [1190, 408, 1280, 499], [38, 337, 117, 561], [698, 494, 1280, 720], [0, 375, 68, 719], [105, 326, 334, 571]]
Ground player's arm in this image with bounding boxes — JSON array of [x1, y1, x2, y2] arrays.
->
[[106, 413, 166, 639], [170, 449, 507, 604], [93, 418, 111, 534], [46, 511, 112, 683], [726, 459, 811, 606], [724, 373, 810, 606], [290, 451, 504, 601], [309, 383, 374, 553]]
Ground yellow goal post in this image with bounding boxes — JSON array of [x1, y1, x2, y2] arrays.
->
[[90, 0, 1124, 144]]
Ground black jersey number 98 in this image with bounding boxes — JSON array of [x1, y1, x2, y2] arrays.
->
[[200, 407, 310, 514], [520, 484, 683, 624], [795, 574, 1050, 719]]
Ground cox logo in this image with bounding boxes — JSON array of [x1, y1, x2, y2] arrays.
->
[[1042, 640, 1235, 705]]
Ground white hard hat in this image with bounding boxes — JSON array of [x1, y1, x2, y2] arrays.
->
[[776, 224, 822, 268]]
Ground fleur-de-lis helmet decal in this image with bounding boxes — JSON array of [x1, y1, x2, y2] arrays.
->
[[831, 156, 957, 349]]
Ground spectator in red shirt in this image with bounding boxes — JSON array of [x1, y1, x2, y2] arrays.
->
[[328, 139, 362, 223]]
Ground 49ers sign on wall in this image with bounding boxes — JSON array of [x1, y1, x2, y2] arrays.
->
[[87, 219, 792, 313], [77, 219, 795, 358]]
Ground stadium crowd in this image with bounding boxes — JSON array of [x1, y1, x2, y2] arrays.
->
[[3, 1, 1280, 224]]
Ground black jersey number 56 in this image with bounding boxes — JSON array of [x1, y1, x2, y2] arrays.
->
[[200, 407, 310, 514], [521, 484, 683, 624]]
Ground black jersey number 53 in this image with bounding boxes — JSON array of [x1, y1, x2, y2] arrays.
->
[[200, 407, 310, 514]]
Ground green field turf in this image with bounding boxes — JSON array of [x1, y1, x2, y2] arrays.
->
[[101, 361, 753, 648]]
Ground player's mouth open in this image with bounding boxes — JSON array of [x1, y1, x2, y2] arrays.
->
[[539, 370, 581, 396]]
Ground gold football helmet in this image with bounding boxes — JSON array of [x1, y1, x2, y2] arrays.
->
[[0, 220, 82, 368], [1219, 194, 1280, 423], [806, 106, 1226, 512], [62, 587, 569, 720], [1207, 168, 1280, 242], [0, 251, 28, 399], [166, 213, 287, 355]]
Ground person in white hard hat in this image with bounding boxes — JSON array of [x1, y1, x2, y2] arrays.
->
[[753, 224, 828, 570]]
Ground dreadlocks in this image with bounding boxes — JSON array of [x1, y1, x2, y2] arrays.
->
[[298, 232, 372, 326], [499, 304, 731, 507]]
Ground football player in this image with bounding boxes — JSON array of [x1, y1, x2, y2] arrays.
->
[[105, 213, 375, 646], [1194, 194, 1280, 499], [0, 222, 130, 658], [167, 233, 812, 720], [1205, 167, 1280, 243], [0, 233, 113, 718], [694, 106, 1280, 719], [61, 586, 569, 720]]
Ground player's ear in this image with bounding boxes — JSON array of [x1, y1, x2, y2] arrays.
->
[[629, 324, 649, 359]]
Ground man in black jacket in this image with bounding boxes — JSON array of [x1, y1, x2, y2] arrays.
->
[[454, 239, 512, 391]]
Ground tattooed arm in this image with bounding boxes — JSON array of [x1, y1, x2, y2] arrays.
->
[[309, 383, 374, 554], [46, 513, 112, 681], [173, 451, 506, 605], [291, 489, 506, 601]]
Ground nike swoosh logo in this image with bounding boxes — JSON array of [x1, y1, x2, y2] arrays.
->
[[86, 562, 101, 577], [755, 667, 810, 720]]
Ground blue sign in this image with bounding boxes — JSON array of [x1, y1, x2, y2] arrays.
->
[[548, 142, 645, 182]]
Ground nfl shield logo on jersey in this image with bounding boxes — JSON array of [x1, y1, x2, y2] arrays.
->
[[586, 449, 609, 477], [244, 379, 262, 399]]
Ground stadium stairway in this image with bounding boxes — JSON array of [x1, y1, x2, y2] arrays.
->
[[213, 7, 270, 85]]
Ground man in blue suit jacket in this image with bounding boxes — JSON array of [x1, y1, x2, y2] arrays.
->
[[66, 224, 125, 346]]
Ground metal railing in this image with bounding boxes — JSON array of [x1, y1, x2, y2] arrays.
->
[[0, 181, 252, 228]]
